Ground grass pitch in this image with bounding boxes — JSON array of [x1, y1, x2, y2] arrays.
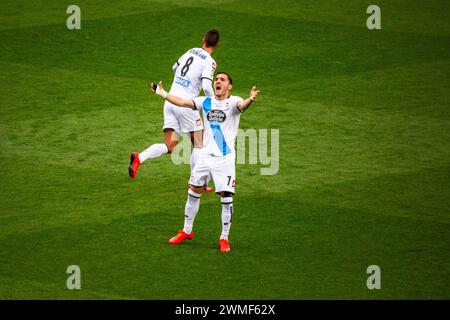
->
[[0, 0, 449, 299]]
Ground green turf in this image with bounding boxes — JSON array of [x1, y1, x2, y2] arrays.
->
[[0, 0, 449, 299]]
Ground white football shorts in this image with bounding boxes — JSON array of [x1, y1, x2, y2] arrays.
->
[[189, 153, 236, 194], [163, 100, 203, 133]]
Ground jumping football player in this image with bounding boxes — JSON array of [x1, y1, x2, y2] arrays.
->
[[129, 29, 219, 188], [151, 72, 260, 252]]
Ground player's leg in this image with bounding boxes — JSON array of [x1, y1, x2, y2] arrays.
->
[[128, 103, 180, 179], [163, 128, 180, 153], [129, 130, 176, 179], [189, 130, 203, 171], [210, 155, 236, 252], [177, 107, 205, 172], [189, 130, 212, 193], [138, 129, 176, 162], [140, 103, 180, 161], [183, 185, 204, 233], [218, 191, 234, 252], [168, 156, 209, 245]]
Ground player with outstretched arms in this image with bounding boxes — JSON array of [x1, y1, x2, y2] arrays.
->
[[129, 29, 219, 191], [151, 72, 260, 252]]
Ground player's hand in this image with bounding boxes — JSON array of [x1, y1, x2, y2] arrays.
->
[[249, 86, 260, 101], [150, 81, 157, 93], [151, 81, 168, 99]]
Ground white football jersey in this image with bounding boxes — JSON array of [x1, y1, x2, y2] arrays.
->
[[169, 48, 217, 99], [192, 95, 244, 157]]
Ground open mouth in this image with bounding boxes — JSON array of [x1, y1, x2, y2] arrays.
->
[[215, 85, 221, 91]]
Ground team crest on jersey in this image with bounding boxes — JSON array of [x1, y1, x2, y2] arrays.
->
[[206, 109, 226, 124]]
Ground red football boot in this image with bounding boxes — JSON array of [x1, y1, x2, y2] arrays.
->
[[128, 152, 141, 179], [168, 230, 194, 245], [219, 239, 231, 252], [203, 186, 213, 193]]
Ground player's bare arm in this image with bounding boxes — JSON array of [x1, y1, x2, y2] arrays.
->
[[150, 81, 195, 109], [237, 86, 260, 112]]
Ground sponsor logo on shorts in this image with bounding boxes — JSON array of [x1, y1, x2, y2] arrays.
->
[[206, 109, 226, 124], [196, 119, 202, 126]]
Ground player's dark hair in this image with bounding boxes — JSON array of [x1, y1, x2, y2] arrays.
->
[[204, 29, 220, 48], [215, 71, 233, 84]]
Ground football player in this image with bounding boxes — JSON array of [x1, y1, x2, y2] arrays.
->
[[129, 29, 219, 191], [151, 72, 260, 252]]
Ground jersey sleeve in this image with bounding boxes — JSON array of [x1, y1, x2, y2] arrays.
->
[[173, 51, 187, 73], [201, 58, 217, 82], [231, 96, 245, 114], [202, 78, 214, 97], [172, 61, 179, 73], [192, 96, 207, 111]]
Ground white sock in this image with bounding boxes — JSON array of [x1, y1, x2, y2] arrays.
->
[[220, 197, 233, 240], [190, 148, 201, 173], [183, 189, 202, 234], [139, 143, 168, 163]]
